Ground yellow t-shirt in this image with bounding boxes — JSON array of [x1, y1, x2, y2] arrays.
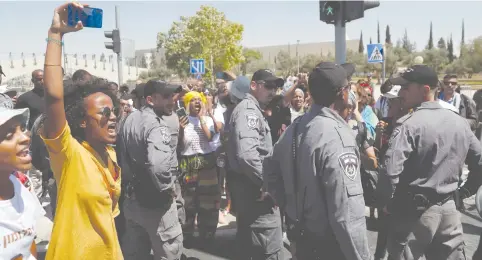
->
[[42, 123, 123, 260]]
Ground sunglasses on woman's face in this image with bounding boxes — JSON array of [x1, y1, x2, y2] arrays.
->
[[99, 107, 120, 118]]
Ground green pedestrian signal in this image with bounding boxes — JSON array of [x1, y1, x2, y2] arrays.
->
[[320, 1, 340, 23], [326, 6, 333, 15]]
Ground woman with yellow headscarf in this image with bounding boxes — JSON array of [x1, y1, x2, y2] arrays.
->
[[178, 91, 221, 244]]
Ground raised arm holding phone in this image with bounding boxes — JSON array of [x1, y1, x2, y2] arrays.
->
[[42, 3, 123, 259]]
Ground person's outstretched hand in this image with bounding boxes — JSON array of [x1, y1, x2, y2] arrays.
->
[[50, 2, 86, 35]]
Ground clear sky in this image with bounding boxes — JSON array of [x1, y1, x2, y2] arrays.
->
[[1, 1, 481, 61]]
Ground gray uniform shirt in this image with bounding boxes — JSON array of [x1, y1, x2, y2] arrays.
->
[[163, 113, 180, 173], [263, 104, 371, 260], [380, 101, 482, 203], [227, 93, 272, 187], [117, 106, 174, 191]]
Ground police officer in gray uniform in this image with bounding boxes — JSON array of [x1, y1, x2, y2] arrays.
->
[[378, 65, 482, 260], [263, 62, 371, 260], [227, 69, 285, 260], [117, 79, 184, 260]]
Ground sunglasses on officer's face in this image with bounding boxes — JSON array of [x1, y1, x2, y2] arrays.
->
[[99, 107, 120, 118], [257, 81, 278, 90]]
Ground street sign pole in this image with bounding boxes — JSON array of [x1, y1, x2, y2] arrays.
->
[[115, 6, 123, 86], [334, 2, 346, 64], [382, 53, 386, 83]]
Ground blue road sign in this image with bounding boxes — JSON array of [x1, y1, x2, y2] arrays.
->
[[367, 44, 384, 63], [190, 59, 205, 74]]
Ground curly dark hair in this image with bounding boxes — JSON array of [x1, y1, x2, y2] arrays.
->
[[62, 82, 119, 143]]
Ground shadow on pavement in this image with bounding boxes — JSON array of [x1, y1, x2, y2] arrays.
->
[[185, 233, 238, 260]]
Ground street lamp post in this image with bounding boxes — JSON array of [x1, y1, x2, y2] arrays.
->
[[296, 40, 300, 74]]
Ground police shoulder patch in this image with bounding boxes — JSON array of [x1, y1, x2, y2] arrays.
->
[[245, 112, 260, 130], [389, 127, 401, 146], [159, 126, 171, 145], [338, 152, 359, 181]]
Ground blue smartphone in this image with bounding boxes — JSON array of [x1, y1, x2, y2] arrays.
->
[[67, 5, 103, 28]]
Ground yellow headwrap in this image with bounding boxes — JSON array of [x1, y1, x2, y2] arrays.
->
[[183, 91, 207, 109]]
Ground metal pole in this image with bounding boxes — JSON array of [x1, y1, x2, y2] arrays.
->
[[334, 2, 346, 64], [210, 52, 214, 89], [382, 58, 386, 83], [115, 6, 123, 85], [297, 40, 300, 74]]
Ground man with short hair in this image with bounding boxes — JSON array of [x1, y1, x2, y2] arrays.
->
[[16, 69, 44, 129], [438, 74, 477, 130], [227, 69, 285, 260], [118, 79, 184, 260], [380, 65, 482, 259]]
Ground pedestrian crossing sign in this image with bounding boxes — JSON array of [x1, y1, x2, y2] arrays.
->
[[367, 43, 384, 63]]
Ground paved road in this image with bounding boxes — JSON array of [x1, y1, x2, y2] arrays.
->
[[180, 199, 481, 260]]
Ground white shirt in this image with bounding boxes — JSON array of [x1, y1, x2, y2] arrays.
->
[[181, 116, 215, 156], [438, 99, 460, 114], [209, 106, 226, 151], [0, 175, 44, 260]]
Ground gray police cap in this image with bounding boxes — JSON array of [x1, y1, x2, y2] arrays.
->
[[229, 75, 250, 100]]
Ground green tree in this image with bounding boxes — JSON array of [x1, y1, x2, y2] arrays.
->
[[275, 50, 294, 75], [385, 25, 392, 45], [241, 48, 262, 75], [324, 51, 335, 62], [437, 37, 446, 49], [157, 6, 244, 80], [427, 22, 434, 50], [447, 35, 455, 63], [358, 31, 364, 53], [346, 50, 366, 73], [401, 29, 416, 53], [140, 55, 148, 68], [247, 59, 269, 75], [150, 51, 158, 69], [460, 19, 465, 57], [377, 21, 380, 43], [464, 37, 482, 75], [422, 48, 449, 73], [300, 54, 322, 73]]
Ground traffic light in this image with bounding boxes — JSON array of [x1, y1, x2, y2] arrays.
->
[[104, 29, 121, 54], [344, 1, 380, 22], [319, 1, 341, 24], [319, 1, 380, 24]]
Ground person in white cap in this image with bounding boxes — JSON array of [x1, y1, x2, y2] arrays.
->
[[0, 107, 47, 260], [220, 76, 251, 216]]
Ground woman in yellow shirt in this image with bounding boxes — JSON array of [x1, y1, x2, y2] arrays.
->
[[41, 3, 123, 259]]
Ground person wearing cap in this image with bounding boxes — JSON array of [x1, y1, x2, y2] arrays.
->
[[372, 85, 410, 260], [378, 65, 482, 259], [3, 88, 21, 107], [0, 107, 48, 260], [117, 79, 184, 259], [262, 62, 370, 259], [221, 76, 250, 216], [226, 69, 285, 259]]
